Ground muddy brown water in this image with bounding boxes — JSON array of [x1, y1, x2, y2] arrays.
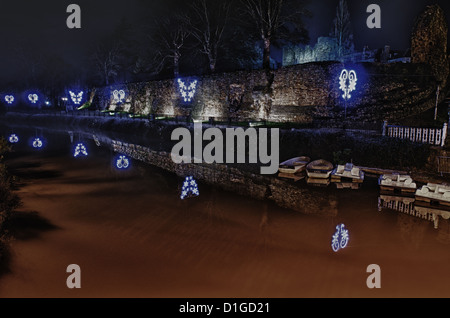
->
[[0, 127, 449, 298]]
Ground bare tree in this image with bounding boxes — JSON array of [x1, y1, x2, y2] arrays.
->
[[241, 0, 309, 74], [187, 0, 232, 73], [92, 42, 124, 86], [330, 0, 354, 59], [149, 15, 190, 78]]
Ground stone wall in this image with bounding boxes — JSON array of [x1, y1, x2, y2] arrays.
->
[[96, 60, 443, 124]]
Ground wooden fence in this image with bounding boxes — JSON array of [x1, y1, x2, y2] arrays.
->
[[382, 121, 448, 147]]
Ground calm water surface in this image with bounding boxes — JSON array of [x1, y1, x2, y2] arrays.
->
[[0, 125, 449, 298]]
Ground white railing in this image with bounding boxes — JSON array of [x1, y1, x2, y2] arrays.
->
[[382, 121, 448, 147]]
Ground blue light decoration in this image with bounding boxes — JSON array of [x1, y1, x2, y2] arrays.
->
[[113, 90, 126, 104], [5, 95, 14, 105], [8, 134, 19, 143], [339, 69, 357, 100], [69, 91, 84, 105], [74, 143, 88, 157], [331, 223, 349, 252], [177, 79, 198, 102], [116, 155, 130, 169], [28, 94, 39, 104], [32, 137, 43, 149], [180, 176, 200, 200]]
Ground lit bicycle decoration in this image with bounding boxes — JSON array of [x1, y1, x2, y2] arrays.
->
[[339, 69, 357, 100], [177, 79, 198, 103], [180, 176, 199, 200], [28, 94, 39, 104], [5, 95, 14, 104], [32, 138, 43, 148], [8, 134, 19, 143], [74, 143, 88, 157], [116, 155, 130, 169], [113, 90, 126, 104], [331, 223, 349, 252], [69, 91, 84, 105]]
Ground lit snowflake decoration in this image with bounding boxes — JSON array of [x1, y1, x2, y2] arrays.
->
[[177, 79, 198, 102], [69, 91, 84, 105], [116, 155, 130, 169], [113, 90, 126, 104], [180, 176, 199, 200], [331, 223, 349, 252], [339, 69, 357, 100], [32, 138, 43, 148], [5, 95, 14, 104], [8, 134, 19, 143], [74, 143, 88, 157], [28, 94, 39, 104]]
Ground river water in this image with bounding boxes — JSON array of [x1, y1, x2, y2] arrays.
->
[[0, 125, 449, 298]]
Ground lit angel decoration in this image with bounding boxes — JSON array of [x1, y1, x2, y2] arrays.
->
[[113, 90, 126, 104], [116, 155, 130, 169], [5, 95, 14, 104], [74, 143, 88, 157], [339, 69, 357, 100], [331, 223, 349, 252], [33, 138, 43, 148], [8, 134, 19, 143], [177, 79, 198, 102], [28, 94, 39, 104], [69, 91, 84, 105], [180, 176, 199, 200]]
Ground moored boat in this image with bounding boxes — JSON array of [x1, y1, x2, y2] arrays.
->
[[331, 163, 364, 183], [415, 183, 450, 206], [378, 173, 417, 193], [306, 159, 334, 179], [278, 156, 310, 174]]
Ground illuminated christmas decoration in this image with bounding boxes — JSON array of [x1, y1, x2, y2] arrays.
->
[[8, 134, 19, 143], [177, 79, 198, 102], [113, 90, 126, 104], [116, 155, 130, 169], [74, 143, 88, 157], [69, 91, 84, 105], [28, 94, 39, 104], [5, 95, 14, 104], [32, 138, 43, 148], [180, 176, 200, 200], [339, 69, 357, 100], [331, 223, 349, 252]]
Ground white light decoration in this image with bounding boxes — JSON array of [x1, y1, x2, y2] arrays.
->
[[339, 69, 357, 100], [74, 143, 88, 157], [28, 94, 39, 104], [331, 223, 349, 252], [69, 91, 84, 105], [177, 79, 198, 102], [32, 138, 43, 148], [180, 176, 200, 200], [113, 90, 126, 104], [5, 95, 14, 104], [116, 155, 130, 169], [8, 134, 19, 143]]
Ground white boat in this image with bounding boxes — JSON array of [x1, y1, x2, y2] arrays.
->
[[378, 174, 417, 193], [331, 163, 364, 183], [307, 177, 330, 187], [306, 159, 334, 179], [415, 183, 450, 206], [278, 156, 310, 174]]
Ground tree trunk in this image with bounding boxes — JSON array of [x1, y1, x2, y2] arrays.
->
[[174, 53, 180, 78], [263, 37, 271, 71]]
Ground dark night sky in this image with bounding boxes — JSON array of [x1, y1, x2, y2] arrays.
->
[[1, 0, 450, 85]]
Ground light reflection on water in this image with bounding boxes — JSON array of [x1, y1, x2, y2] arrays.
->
[[1, 125, 450, 297]]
